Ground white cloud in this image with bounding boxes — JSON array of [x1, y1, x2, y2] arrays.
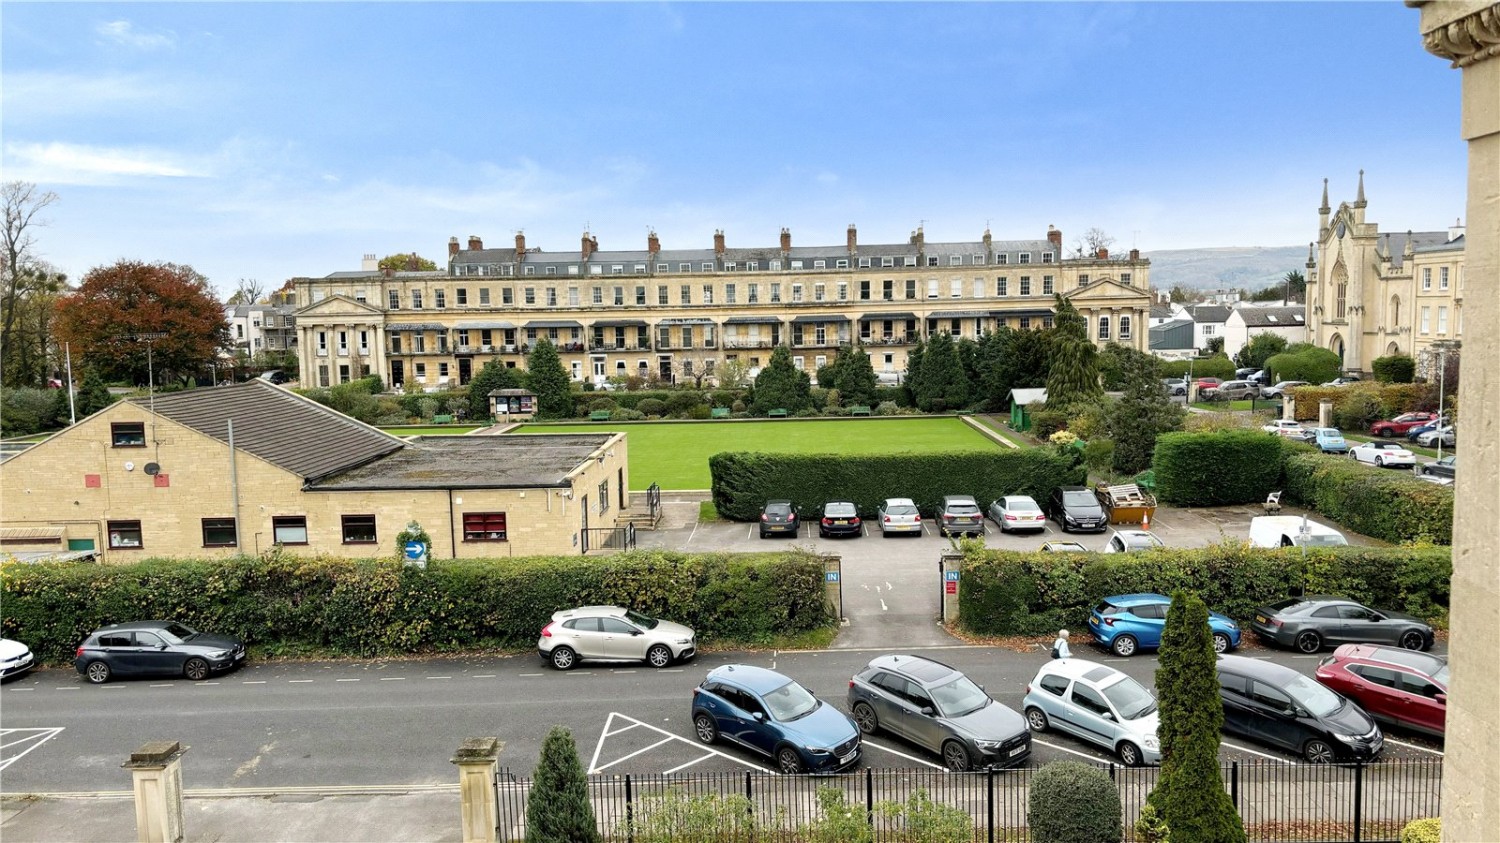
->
[[1, 72, 173, 120], [96, 20, 176, 51], [3, 141, 203, 185]]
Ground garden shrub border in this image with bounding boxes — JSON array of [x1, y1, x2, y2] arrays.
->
[[1281, 451, 1453, 545]]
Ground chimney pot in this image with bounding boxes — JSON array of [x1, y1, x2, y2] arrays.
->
[[1097, 248, 1109, 259], [448, 237, 460, 258], [1047, 227, 1063, 248], [468, 236, 483, 251], [1129, 248, 1139, 261], [847, 224, 857, 254], [780, 228, 791, 254], [648, 230, 660, 254], [582, 232, 596, 259], [714, 230, 726, 256], [515, 232, 526, 255]]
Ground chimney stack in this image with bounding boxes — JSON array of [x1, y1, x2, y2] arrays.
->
[[780, 227, 791, 255], [582, 232, 598, 259], [468, 236, 483, 251], [1450, 218, 1465, 242], [847, 224, 858, 254], [648, 230, 660, 255], [1047, 226, 1062, 249], [1097, 248, 1109, 259], [515, 232, 526, 254], [714, 230, 726, 256], [1129, 248, 1139, 261], [449, 237, 460, 258]]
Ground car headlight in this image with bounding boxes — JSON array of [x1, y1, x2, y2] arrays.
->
[[803, 745, 831, 754], [676, 638, 693, 645], [974, 739, 1002, 750], [1336, 734, 1364, 744], [207, 650, 229, 659], [1064, 514, 1078, 523], [1143, 737, 1160, 750]]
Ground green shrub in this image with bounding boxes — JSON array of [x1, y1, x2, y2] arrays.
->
[[665, 391, 704, 417], [526, 726, 600, 843], [1399, 818, 1441, 843], [1332, 387, 1385, 430], [958, 543, 1451, 636], [872, 386, 910, 407], [1153, 430, 1284, 506], [1030, 407, 1069, 439], [636, 398, 667, 417], [1372, 354, 1416, 384], [686, 404, 712, 420], [1160, 356, 1236, 381], [1027, 762, 1122, 843], [1264, 347, 1342, 386], [1282, 451, 1453, 545], [709, 450, 1085, 521], [803, 788, 871, 843], [875, 401, 899, 416], [0, 387, 58, 435], [588, 397, 617, 412], [874, 788, 972, 842], [610, 408, 646, 421], [623, 789, 758, 843], [1, 550, 834, 663]]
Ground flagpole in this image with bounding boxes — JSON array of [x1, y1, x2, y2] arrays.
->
[[65, 342, 77, 425]]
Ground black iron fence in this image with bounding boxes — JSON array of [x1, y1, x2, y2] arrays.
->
[[495, 759, 1441, 842], [645, 482, 662, 525], [583, 523, 637, 554]]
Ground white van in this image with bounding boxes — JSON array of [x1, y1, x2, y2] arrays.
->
[[1248, 516, 1348, 549]]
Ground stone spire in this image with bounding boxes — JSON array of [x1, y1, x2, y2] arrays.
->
[[1319, 178, 1331, 237], [1355, 169, 1367, 208], [1320, 178, 1330, 214]]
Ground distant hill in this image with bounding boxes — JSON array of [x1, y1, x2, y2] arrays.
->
[[1142, 246, 1305, 293]]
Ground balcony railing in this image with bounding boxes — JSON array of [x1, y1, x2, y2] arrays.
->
[[859, 335, 916, 346], [723, 339, 779, 349], [588, 342, 653, 352]]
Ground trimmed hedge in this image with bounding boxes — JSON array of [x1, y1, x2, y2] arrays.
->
[[709, 450, 1085, 521], [1289, 383, 1437, 424], [958, 543, 1451, 637], [1028, 762, 1123, 843], [0, 550, 833, 663], [1152, 430, 1286, 506], [1160, 356, 1235, 381], [1282, 451, 1453, 545]]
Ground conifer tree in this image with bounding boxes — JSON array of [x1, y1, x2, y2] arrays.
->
[[525, 338, 573, 419], [914, 331, 970, 411], [1045, 295, 1102, 409], [467, 360, 524, 421], [74, 368, 116, 417], [752, 345, 811, 414], [525, 726, 600, 843], [831, 345, 878, 407]]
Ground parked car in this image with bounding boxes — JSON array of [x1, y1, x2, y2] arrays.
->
[[692, 664, 861, 774], [1415, 425, 1455, 448], [1192, 377, 1223, 393], [0, 638, 36, 681], [759, 500, 800, 538], [988, 496, 1046, 533], [1022, 659, 1161, 766], [1161, 378, 1187, 397], [1217, 654, 1383, 763], [849, 654, 1030, 771], [1260, 380, 1308, 399], [1262, 419, 1308, 438], [538, 605, 697, 670], [938, 495, 984, 537], [1248, 516, 1348, 549], [877, 498, 923, 537], [1370, 412, 1438, 438], [1204, 380, 1259, 401], [1234, 367, 1260, 379], [256, 369, 292, 385], [73, 621, 246, 684], [1406, 417, 1449, 442], [1088, 593, 1241, 656], [1310, 427, 1349, 454], [1246, 369, 1270, 386], [1420, 455, 1457, 480], [1102, 530, 1164, 553], [1324, 376, 1363, 387], [1040, 541, 1089, 552], [1315, 645, 1447, 737], [1249, 596, 1435, 654], [1350, 440, 1416, 468], [818, 501, 863, 538], [1048, 486, 1107, 533]]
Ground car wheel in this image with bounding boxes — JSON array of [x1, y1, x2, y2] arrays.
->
[[1379, 429, 1394, 438], [942, 741, 972, 773], [84, 660, 111, 684], [550, 646, 578, 671], [646, 644, 672, 668], [852, 702, 880, 735], [1117, 741, 1144, 768], [1376, 456, 1385, 467], [1399, 630, 1427, 651], [1212, 632, 1232, 654], [776, 746, 803, 774], [1112, 635, 1139, 657], [1303, 739, 1336, 764], [1025, 706, 1049, 733], [1295, 630, 1322, 654], [183, 657, 210, 681], [693, 713, 718, 745]]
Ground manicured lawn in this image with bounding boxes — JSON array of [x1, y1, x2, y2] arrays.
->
[[1190, 400, 1279, 412], [514, 417, 1001, 490], [381, 425, 484, 436]]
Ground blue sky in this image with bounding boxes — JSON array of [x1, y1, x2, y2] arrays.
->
[[2, 2, 1466, 298]]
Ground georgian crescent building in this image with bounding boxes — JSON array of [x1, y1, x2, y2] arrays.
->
[[1308, 172, 1466, 375], [289, 225, 1153, 390]]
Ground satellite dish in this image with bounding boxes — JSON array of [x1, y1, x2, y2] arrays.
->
[[144, 463, 160, 476]]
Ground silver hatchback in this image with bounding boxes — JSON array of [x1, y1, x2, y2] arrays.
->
[[538, 606, 696, 671], [1022, 659, 1162, 766], [877, 498, 923, 536]]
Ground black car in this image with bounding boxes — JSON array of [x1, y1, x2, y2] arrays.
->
[[1420, 455, 1456, 480], [1217, 655, 1383, 763], [1048, 486, 1106, 533], [818, 501, 863, 538], [74, 620, 246, 684], [759, 500, 800, 539], [1249, 596, 1435, 654]]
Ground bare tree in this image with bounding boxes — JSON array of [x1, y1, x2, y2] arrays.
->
[[226, 278, 266, 305], [2, 182, 61, 384], [1071, 227, 1116, 258]]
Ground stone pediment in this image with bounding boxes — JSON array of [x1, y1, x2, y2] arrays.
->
[[1063, 278, 1148, 302], [295, 294, 385, 319]]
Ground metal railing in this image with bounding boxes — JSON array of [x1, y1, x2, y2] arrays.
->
[[582, 524, 636, 554], [494, 759, 1442, 842]]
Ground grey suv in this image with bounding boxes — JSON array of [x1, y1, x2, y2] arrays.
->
[[1204, 380, 1258, 401], [848, 654, 1030, 771], [538, 606, 696, 670], [938, 495, 984, 537]]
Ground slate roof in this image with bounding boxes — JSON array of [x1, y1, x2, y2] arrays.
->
[[1233, 306, 1306, 328], [1411, 234, 1464, 255], [1150, 304, 1177, 320], [131, 380, 407, 482], [308, 434, 616, 491], [1188, 305, 1232, 324], [1150, 319, 1196, 350], [1379, 231, 1450, 268]]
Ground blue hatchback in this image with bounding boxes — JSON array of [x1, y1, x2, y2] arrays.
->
[[1088, 594, 1241, 657], [692, 664, 862, 774], [1310, 428, 1349, 454]]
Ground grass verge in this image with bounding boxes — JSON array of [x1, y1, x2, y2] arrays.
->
[[699, 500, 720, 521]]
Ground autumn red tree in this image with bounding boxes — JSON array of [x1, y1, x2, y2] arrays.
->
[[53, 261, 231, 386]]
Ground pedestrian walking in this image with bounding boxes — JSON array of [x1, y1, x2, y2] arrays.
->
[[1051, 629, 1072, 660]]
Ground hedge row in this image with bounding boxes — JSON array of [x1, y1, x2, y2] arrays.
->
[[0, 550, 833, 663], [1152, 430, 1288, 506], [1282, 451, 1453, 545], [1159, 357, 1236, 381], [709, 450, 1085, 521], [958, 544, 1452, 637], [1289, 382, 1438, 426]]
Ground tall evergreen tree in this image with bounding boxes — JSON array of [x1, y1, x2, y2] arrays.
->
[[831, 345, 878, 407], [903, 338, 925, 404], [1051, 294, 1087, 341], [525, 726, 601, 843], [1108, 349, 1185, 474], [525, 338, 574, 419], [1045, 335, 1103, 410], [74, 368, 115, 417], [956, 336, 982, 404], [915, 331, 970, 411], [752, 345, 811, 414], [467, 359, 524, 421], [1149, 593, 1246, 843]]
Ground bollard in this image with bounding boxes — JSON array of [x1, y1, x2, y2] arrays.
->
[[452, 737, 503, 843], [122, 741, 186, 843]]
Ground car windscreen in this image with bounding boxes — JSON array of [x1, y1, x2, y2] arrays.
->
[[929, 676, 990, 718], [763, 680, 820, 721], [1293, 534, 1348, 547], [623, 610, 659, 630], [885, 505, 918, 516], [1433, 665, 1449, 687], [1101, 676, 1157, 720], [160, 623, 198, 643], [1285, 674, 1343, 718], [1063, 492, 1097, 507]]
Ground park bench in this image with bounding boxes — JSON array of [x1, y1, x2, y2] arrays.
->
[[850, 405, 871, 416], [590, 410, 612, 421], [710, 408, 730, 419], [767, 408, 789, 418], [431, 414, 453, 424]]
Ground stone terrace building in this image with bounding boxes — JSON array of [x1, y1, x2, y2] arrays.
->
[[290, 225, 1153, 390]]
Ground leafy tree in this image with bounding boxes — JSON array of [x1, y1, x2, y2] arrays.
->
[[814, 361, 836, 389], [1169, 285, 1200, 304], [830, 345, 878, 407], [1206, 336, 1225, 355], [1283, 270, 1307, 303], [1045, 296, 1102, 409], [1051, 294, 1086, 341], [1098, 342, 1136, 391], [526, 726, 601, 843], [1264, 346, 1342, 386], [53, 261, 231, 386], [1, 181, 62, 388], [956, 336, 982, 400], [0, 388, 54, 435], [1233, 332, 1289, 371], [74, 368, 116, 417], [2, 263, 66, 388], [752, 345, 811, 414], [524, 339, 573, 419], [377, 253, 438, 272], [225, 278, 265, 305], [1109, 350, 1186, 474], [979, 326, 1049, 408], [716, 358, 750, 389], [1372, 354, 1416, 384], [1070, 227, 1116, 259], [1149, 592, 1246, 843], [914, 331, 969, 412], [467, 360, 524, 420]]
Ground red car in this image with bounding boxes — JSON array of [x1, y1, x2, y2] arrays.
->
[[1193, 377, 1222, 392], [1370, 412, 1438, 438], [1314, 644, 1447, 737]]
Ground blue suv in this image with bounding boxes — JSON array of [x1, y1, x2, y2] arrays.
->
[[692, 664, 861, 774], [1088, 594, 1241, 657]]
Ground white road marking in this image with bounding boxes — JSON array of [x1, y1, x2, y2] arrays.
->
[[613, 670, 637, 675], [336, 678, 360, 682], [564, 672, 595, 676], [593, 737, 677, 772], [1384, 737, 1443, 756], [1221, 740, 1296, 765], [885, 581, 893, 591], [425, 676, 452, 680], [880, 599, 888, 611], [660, 669, 683, 673], [747, 526, 754, 540], [9, 688, 32, 692], [588, 711, 776, 775], [198, 682, 219, 686], [378, 677, 405, 681], [603, 722, 640, 739], [289, 680, 313, 684], [0, 728, 65, 771], [518, 673, 543, 677], [472, 674, 496, 679], [862, 584, 870, 591], [56, 687, 77, 692], [1033, 737, 1112, 763], [684, 519, 699, 548], [862, 740, 944, 769], [1291, 655, 1321, 659], [149, 684, 173, 687], [243, 681, 266, 685], [663, 751, 720, 775]]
